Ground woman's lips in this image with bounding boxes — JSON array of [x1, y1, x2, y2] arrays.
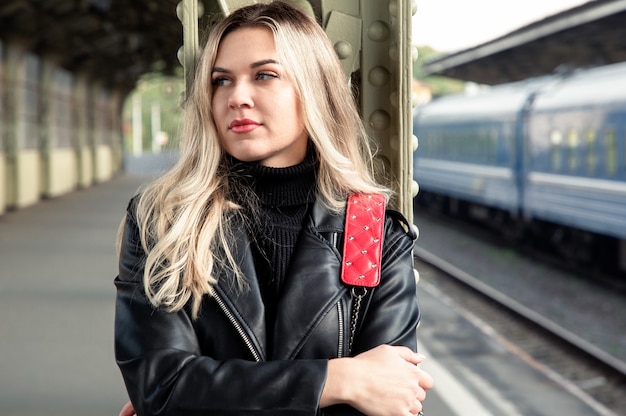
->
[[229, 119, 260, 133]]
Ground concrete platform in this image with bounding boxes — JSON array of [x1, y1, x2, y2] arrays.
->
[[0, 169, 614, 415], [0, 174, 144, 416]]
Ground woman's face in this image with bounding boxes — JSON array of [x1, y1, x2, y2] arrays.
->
[[211, 27, 308, 167]]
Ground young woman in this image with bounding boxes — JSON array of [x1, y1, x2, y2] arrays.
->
[[115, 2, 433, 415]]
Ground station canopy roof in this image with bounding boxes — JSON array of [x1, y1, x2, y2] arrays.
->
[[0, 1, 334, 92], [0, 0, 199, 92], [422, 0, 626, 85]]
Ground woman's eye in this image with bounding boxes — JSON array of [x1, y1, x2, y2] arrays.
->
[[257, 72, 278, 81], [212, 77, 231, 87]]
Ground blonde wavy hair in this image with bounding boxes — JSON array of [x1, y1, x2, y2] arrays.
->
[[120, 1, 391, 318]]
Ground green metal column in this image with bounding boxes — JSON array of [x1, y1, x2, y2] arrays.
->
[[176, 0, 202, 99], [320, 0, 418, 220]]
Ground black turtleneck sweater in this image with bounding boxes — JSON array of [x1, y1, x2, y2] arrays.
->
[[227, 149, 318, 337]]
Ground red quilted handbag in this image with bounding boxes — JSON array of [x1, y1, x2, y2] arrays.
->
[[341, 193, 385, 353]]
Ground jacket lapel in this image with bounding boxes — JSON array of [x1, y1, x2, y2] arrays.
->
[[214, 216, 268, 360], [214, 201, 348, 361], [272, 199, 347, 359]]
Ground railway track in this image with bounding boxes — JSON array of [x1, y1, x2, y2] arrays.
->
[[414, 247, 626, 415]]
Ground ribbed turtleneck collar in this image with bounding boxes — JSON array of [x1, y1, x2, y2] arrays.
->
[[227, 144, 318, 208]]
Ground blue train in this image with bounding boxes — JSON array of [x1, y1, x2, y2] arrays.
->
[[413, 60, 626, 273]]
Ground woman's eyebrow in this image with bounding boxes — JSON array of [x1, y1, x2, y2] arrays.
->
[[212, 59, 280, 74], [250, 59, 280, 68]]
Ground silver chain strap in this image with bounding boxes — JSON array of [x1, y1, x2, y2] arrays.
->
[[348, 287, 368, 354]]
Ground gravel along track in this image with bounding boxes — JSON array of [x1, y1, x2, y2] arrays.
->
[[414, 256, 626, 415]]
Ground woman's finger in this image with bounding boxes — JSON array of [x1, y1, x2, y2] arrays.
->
[[119, 401, 136, 416]]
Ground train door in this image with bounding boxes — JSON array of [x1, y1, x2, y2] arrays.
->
[[516, 90, 542, 222], [177, 0, 418, 220]]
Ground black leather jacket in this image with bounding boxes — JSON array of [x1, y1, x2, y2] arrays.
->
[[115, 198, 420, 416]]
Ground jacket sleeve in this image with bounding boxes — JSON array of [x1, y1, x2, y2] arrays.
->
[[114, 202, 328, 416], [350, 210, 420, 355]]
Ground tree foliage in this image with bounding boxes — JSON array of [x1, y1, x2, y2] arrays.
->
[[122, 71, 185, 153], [413, 46, 465, 98]]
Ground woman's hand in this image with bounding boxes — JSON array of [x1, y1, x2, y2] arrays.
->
[[119, 400, 136, 416], [322, 344, 434, 415]]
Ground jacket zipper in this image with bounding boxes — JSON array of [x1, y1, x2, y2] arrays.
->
[[337, 300, 345, 358], [334, 232, 346, 358], [213, 291, 262, 362]]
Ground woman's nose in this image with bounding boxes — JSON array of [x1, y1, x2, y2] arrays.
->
[[228, 81, 254, 109]]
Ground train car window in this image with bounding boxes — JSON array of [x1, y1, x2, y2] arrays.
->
[[431, 130, 442, 159], [436, 131, 445, 159], [447, 131, 454, 160], [427, 133, 434, 158], [437, 131, 445, 158], [456, 130, 464, 161], [567, 129, 579, 172], [481, 128, 491, 164], [604, 127, 617, 176], [435, 133, 444, 159], [550, 129, 563, 172], [489, 128, 498, 165], [459, 131, 465, 161], [585, 130, 598, 174], [420, 132, 429, 157], [502, 124, 513, 166]]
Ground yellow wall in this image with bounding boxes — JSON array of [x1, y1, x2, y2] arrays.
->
[[16, 149, 41, 208], [94, 144, 113, 182], [46, 148, 77, 197], [0, 153, 5, 214], [79, 147, 94, 188]]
